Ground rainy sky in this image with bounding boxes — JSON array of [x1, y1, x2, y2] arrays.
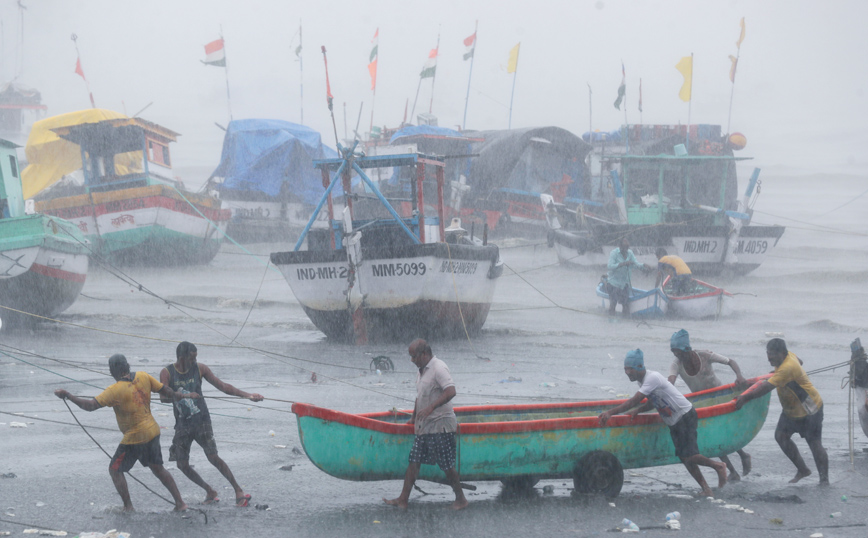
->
[[4, 0, 867, 176]]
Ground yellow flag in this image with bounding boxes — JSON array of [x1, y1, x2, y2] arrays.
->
[[507, 42, 520, 74], [736, 17, 746, 49], [675, 55, 692, 102]]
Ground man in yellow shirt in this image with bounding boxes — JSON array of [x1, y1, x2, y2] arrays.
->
[[655, 248, 693, 295], [735, 338, 828, 485], [55, 354, 198, 511]]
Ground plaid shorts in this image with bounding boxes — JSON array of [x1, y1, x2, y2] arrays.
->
[[408, 432, 456, 471]]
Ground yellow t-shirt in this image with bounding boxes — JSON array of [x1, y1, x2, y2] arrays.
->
[[95, 371, 163, 445], [658, 255, 692, 275], [768, 352, 823, 418]]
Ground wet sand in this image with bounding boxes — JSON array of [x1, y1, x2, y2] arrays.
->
[[1, 174, 867, 537]]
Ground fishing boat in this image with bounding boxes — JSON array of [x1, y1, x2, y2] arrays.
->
[[595, 280, 669, 318], [662, 275, 733, 319], [270, 143, 502, 343], [543, 125, 785, 275], [23, 111, 230, 265], [292, 375, 771, 497], [0, 139, 88, 327], [205, 119, 339, 243]]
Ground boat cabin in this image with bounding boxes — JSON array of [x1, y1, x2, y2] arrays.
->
[[50, 118, 180, 194], [618, 154, 751, 226], [0, 139, 23, 219], [298, 150, 449, 252]]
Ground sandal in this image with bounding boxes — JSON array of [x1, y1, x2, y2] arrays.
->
[[236, 494, 252, 507]]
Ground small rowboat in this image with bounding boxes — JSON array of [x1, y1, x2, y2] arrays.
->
[[662, 275, 733, 319], [292, 376, 770, 497], [595, 281, 669, 318]]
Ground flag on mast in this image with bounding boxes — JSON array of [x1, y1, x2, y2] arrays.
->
[[202, 39, 226, 66], [736, 17, 746, 48], [420, 47, 437, 78], [675, 56, 692, 102], [368, 28, 378, 90], [613, 62, 625, 109], [507, 42, 520, 73], [74, 58, 86, 80], [463, 30, 476, 60]]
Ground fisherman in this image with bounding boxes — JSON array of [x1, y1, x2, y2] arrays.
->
[[160, 341, 263, 507], [851, 343, 868, 438], [668, 329, 752, 481], [384, 339, 468, 510], [655, 248, 693, 294], [54, 354, 195, 512], [599, 349, 727, 498], [735, 338, 829, 485], [605, 238, 652, 318]]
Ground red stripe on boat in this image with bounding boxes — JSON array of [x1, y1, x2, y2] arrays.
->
[[30, 263, 87, 283]]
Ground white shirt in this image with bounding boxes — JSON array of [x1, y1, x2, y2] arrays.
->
[[638, 370, 694, 426], [415, 357, 457, 435]]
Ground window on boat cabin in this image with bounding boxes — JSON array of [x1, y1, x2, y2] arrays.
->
[[147, 139, 171, 167], [8, 155, 18, 178]]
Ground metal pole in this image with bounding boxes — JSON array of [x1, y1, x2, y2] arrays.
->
[[685, 52, 693, 150], [508, 69, 518, 129], [429, 31, 440, 114], [411, 76, 422, 122], [299, 20, 304, 125], [220, 25, 233, 121]]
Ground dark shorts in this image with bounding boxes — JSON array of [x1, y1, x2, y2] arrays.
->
[[776, 407, 823, 443], [169, 422, 218, 462], [110, 435, 163, 473], [408, 432, 456, 471], [668, 408, 700, 459], [606, 283, 630, 306]]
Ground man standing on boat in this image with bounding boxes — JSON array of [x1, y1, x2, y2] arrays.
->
[[655, 248, 693, 295], [384, 339, 468, 510], [735, 338, 829, 485], [598, 349, 727, 498], [160, 341, 263, 507], [54, 354, 194, 512], [606, 238, 652, 318], [668, 329, 752, 481]]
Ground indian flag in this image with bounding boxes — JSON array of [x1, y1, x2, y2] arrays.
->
[[463, 31, 476, 61], [202, 39, 226, 67], [420, 47, 437, 79], [368, 28, 378, 90]]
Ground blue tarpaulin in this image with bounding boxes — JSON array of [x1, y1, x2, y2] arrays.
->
[[210, 119, 340, 205], [389, 125, 468, 144]]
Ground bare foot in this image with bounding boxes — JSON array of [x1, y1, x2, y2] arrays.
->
[[383, 497, 408, 510], [715, 462, 727, 488], [122, 505, 135, 513], [699, 487, 714, 498], [819, 478, 830, 487], [174, 503, 188, 512], [728, 472, 741, 483], [451, 498, 469, 511], [740, 452, 752, 476], [204, 489, 219, 504], [788, 469, 811, 484]]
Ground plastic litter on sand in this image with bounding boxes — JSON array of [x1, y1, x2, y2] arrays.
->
[[665, 520, 681, 530]]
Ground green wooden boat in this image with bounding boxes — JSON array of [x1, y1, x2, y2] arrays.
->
[[292, 375, 771, 497]]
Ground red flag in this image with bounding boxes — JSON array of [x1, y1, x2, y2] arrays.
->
[[75, 57, 86, 80]]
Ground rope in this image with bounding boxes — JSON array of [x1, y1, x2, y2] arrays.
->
[[0, 517, 73, 534], [230, 258, 271, 344], [443, 241, 486, 361], [62, 399, 208, 523]]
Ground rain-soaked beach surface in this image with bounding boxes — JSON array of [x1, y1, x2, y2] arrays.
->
[[1, 173, 867, 538]]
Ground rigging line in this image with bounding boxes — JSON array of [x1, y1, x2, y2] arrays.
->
[[750, 210, 868, 235], [815, 186, 868, 217], [62, 400, 209, 524], [0, 408, 116, 431], [0, 342, 110, 377], [0, 517, 74, 534], [230, 258, 270, 344], [444, 241, 484, 360]]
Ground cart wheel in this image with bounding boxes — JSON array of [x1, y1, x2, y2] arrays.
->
[[572, 450, 623, 498], [500, 476, 540, 490], [370, 356, 394, 372]]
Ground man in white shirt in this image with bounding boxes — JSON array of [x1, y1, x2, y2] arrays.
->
[[384, 339, 468, 510], [599, 349, 727, 498]]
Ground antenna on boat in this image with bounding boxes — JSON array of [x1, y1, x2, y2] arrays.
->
[[352, 102, 364, 142], [320, 46, 340, 150]]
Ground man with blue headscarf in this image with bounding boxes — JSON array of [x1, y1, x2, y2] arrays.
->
[[669, 329, 752, 481], [599, 349, 727, 498]]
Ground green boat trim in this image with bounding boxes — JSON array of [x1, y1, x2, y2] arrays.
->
[[292, 375, 772, 488]]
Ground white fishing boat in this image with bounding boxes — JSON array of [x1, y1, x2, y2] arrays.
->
[[595, 280, 669, 318], [270, 145, 502, 343], [662, 275, 733, 319]]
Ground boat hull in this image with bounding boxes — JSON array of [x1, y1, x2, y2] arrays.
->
[[0, 215, 89, 325], [292, 378, 770, 485], [595, 282, 669, 318], [35, 185, 230, 266], [664, 277, 733, 319], [549, 224, 785, 276], [271, 242, 502, 341]]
